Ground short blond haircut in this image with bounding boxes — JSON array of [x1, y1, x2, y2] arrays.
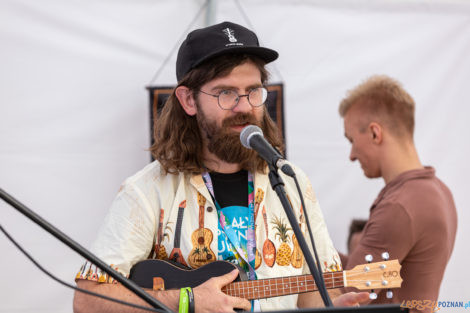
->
[[339, 75, 415, 137]]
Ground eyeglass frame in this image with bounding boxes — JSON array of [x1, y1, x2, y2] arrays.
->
[[197, 87, 268, 110]]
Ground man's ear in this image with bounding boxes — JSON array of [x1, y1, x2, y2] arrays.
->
[[369, 122, 383, 144], [175, 86, 197, 116]]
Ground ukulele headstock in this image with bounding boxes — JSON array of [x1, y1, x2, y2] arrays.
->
[[344, 259, 402, 290], [255, 189, 264, 204], [197, 193, 206, 206]]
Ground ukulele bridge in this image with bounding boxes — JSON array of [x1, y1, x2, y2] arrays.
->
[[152, 277, 165, 291]]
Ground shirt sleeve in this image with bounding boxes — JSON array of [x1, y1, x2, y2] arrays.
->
[[297, 171, 342, 275], [345, 201, 414, 269], [75, 181, 158, 283]]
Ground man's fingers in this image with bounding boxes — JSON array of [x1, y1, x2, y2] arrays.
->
[[345, 292, 371, 306], [356, 292, 371, 304], [213, 269, 239, 289], [333, 291, 372, 307], [232, 296, 251, 311]]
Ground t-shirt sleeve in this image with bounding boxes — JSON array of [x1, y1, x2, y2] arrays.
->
[[75, 181, 157, 283], [345, 202, 414, 270]]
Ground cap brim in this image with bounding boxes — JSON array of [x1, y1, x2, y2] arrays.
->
[[192, 46, 279, 71]]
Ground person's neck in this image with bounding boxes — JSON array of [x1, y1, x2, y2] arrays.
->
[[381, 139, 423, 184], [203, 148, 242, 174]]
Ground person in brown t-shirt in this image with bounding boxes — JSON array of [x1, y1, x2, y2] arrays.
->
[[338, 75, 458, 313]]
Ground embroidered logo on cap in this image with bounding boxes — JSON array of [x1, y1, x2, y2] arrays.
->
[[222, 27, 244, 47], [223, 28, 237, 42]]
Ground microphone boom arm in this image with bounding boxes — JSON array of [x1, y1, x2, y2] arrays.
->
[[0, 187, 174, 312]]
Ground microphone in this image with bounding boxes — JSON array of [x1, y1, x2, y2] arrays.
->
[[240, 125, 294, 176]]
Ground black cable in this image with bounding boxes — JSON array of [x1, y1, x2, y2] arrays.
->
[[291, 173, 326, 278], [0, 224, 166, 313], [147, 0, 209, 86], [290, 173, 333, 306]]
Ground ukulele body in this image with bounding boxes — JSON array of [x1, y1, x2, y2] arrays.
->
[[129, 259, 247, 290]]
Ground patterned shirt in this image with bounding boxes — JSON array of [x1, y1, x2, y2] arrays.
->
[[75, 160, 341, 311]]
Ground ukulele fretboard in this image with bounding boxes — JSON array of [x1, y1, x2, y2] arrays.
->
[[221, 272, 344, 300]]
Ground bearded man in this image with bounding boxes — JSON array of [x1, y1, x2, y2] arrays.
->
[[73, 21, 368, 313]]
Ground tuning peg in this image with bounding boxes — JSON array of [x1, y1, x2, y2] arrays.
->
[[382, 252, 390, 260], [365, 254, 373, 263], [386, 290, 393, 299], [369, 291, 378, 300]]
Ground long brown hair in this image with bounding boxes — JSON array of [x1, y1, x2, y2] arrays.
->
[[150, 54, 284, 175]]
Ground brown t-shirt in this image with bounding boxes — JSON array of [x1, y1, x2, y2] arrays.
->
[[345, 167, 457, 312]]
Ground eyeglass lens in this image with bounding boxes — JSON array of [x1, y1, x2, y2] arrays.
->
[[219, 88, 267, 109]]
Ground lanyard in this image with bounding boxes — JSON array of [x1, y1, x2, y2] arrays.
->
[[202, 171, 257, 280]]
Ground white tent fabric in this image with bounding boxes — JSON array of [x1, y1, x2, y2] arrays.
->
[[1, 0, 469, 312]]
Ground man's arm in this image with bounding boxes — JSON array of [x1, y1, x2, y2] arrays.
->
[[73, 279, 179, 313], [297, 289, 341, 308], [297, 289, 370, 308], [73, 269, 251, 313], [345, 203, 412, 270]]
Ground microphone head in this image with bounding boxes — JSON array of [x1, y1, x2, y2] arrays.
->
[[240, 125, 263, 149]]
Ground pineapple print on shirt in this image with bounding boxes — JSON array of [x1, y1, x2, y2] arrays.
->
[[271, 215, 293, 266]]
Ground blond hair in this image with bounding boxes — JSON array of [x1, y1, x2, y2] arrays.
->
[[339, 75, 415, 137]]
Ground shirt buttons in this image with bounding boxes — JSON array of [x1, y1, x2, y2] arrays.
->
[[207, 206, 214, 213]]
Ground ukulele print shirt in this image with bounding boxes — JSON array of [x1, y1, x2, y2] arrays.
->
[[74, 161, 342, 312]]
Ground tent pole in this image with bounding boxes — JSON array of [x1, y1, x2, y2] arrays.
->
[[205, 0, 217, 26]]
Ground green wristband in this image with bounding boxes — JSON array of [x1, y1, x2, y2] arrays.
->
[[179, 287, 191, 313]]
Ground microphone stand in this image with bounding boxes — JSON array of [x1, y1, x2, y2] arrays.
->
[[0, 187, 173, 313], [267, 165, 333, 307]]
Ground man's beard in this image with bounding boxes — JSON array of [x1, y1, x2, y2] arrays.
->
[[196, 105, 264, 169]]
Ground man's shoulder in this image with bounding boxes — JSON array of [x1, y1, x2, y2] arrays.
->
[[122, 161, 186, 190], [387, 169, 451, 203], [389, 166, 449, 192], [376, 168, 455, 223]]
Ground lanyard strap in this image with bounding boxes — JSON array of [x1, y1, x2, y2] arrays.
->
[[202, 171, 257, 280]]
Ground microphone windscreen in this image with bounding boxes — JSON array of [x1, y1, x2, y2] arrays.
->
[[240, 125, 263, 149]]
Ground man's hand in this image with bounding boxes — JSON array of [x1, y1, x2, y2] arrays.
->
[[333, 291, 370, 307], [193, 269, 251, 313]]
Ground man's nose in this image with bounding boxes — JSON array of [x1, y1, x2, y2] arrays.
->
[[232, 95, 252, 113], [349, 149, 357, 162]]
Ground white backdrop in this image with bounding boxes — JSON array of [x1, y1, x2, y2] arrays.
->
[[1, 0, 469, 312]]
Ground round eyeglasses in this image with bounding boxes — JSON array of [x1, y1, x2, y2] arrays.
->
[[198, 87, 268, 110]]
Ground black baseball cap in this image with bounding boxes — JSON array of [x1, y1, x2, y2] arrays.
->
[[176, 21, 279, 82]]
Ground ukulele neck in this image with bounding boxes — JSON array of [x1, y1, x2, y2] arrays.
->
[[221, 272, 344, 300]]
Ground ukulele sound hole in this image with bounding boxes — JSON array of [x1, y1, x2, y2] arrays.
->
[[198, 237, 205, 244]]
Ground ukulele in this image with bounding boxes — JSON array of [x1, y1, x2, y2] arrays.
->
[[254, 189, 264, 269], [153, 208, 168, 259], [262, 205, 276, 267], [129, 258, 402, 299], [188, 193, 216, 268], [168, 200, 188, 267], [290, 205, 304, 268]]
